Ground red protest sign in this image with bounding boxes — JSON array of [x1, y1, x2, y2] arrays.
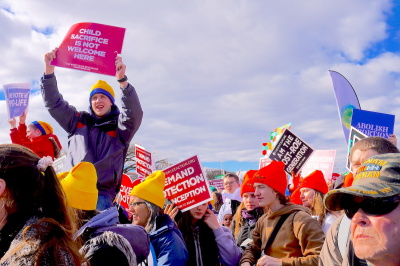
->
[[300, 150, 336, 182], [163, 155, 212, 212], [51, 22, 125, 76], [135, 144, 152, 178], [119, 174, 142, 218]]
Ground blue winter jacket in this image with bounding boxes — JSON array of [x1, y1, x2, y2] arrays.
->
[[150, 214, 189, 266], [41, 74, 143, 200]]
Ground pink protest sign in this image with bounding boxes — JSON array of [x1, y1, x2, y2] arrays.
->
[[209, 179, 224, 190], [119, 174, 142, 218], [51, 22, 125, 76], [300, 150, 336, 182], [163, 155, 212, 212], [135, 144, 152, 178]]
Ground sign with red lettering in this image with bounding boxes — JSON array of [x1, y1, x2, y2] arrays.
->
[[51, 22, 125, 76], [164, 155, 212, 212], [208, 179, 224, 190], [269, 129, 314, 175], [135, 144, 153, 178], [119, 174, 141, 218], [300, 150, 336, 182]]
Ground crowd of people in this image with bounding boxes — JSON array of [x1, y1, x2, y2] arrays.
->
[[1, 48, 400, 266]]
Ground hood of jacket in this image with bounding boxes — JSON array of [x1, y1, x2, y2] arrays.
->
[[74, 207, 119, 240]]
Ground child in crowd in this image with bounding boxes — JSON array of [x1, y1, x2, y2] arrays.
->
[[221, 212, 233, 227], [8, 112, 62, 160]]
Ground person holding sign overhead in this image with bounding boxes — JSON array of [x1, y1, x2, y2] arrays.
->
[[41, 48, 143, 211], [8, 111, 62, 160]]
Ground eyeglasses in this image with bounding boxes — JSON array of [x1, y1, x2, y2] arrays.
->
[[128, 202, 146, 208], [343, 195, 400, 219], [224, 181, 237, 186]]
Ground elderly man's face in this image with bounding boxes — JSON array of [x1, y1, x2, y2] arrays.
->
[[351, 197, 400, 265]]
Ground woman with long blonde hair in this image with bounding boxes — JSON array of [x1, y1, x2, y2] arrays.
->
[[291, 170, 339, 233], [231, 170, 263, 250]]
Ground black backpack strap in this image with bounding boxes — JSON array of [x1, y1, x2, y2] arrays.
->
[[264, 213, 291, 251]]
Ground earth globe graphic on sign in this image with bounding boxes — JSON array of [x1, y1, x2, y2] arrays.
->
[[340, 104, 356, 129]]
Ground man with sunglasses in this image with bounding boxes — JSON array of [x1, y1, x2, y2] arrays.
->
[[319, 137, 399, 266], [324, 153, 400, 266]]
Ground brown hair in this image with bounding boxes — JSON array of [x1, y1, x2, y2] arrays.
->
[[223, 173, 239, 183], [350, 137, 399, 160], [0, 144, 82, 265], [273, 189, 288, 205], [211, 192, 223, 212]]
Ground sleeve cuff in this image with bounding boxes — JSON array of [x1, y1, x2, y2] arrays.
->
[[43, 73, 55, 79]]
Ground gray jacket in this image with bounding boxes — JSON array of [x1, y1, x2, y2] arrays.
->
[[41, 74, 143, 200]]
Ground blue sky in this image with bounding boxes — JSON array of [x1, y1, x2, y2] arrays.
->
[[0, 0, 399, 176]]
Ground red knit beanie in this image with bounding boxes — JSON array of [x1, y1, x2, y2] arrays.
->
[[290, 170, 327, 205], [253, 161, 287, 195], [240, 170, 257, 197], [343, 172, 354, 188]]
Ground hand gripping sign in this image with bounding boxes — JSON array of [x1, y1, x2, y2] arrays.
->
[[163, 155, 212, 212], [3, 83, 30, 120], [51, 22, 125, 76]]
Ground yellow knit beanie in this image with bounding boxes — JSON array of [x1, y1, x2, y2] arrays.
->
[[58, 162, 99, 210], [130, 171, 165, 208], [89, 80, 115, 104], [32, 121, 53, 135]]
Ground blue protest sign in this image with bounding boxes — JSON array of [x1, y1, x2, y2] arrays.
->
[[351, 109, 395, 139], [3, 83, 31, 119]]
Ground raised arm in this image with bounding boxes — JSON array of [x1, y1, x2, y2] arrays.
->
[[115, 56, 143, 144], [44, 48, 58, 75]]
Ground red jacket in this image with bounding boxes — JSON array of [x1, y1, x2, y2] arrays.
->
[[10, 124, 62, 160]]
